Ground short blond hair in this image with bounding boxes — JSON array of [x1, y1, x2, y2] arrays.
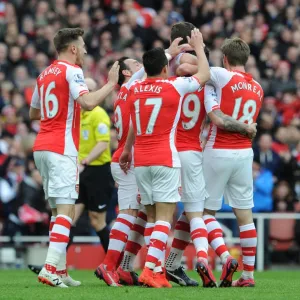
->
[[221, 38, 250, 66]]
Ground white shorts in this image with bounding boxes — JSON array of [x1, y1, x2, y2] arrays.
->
[[134, 166, 180, 206], [33, 151, 78, 208], [179, 151, 208, 212], [111, 163, 140, 210], [203, 149, 254, 211]]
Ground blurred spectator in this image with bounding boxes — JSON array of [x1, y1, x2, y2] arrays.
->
[[273, 181, 296, 212], [252, 160, 274, 212], [253, 133, 282, 180]]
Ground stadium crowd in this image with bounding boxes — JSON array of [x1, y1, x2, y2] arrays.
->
[[0, 0, 299, 246]]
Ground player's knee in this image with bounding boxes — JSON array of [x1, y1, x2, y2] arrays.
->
[[119, 209, 138, 217], [145, 205, 155, 223], [233, 208, 253, 226], [51, 208, 57, 217], [155, 203, 177, 223], [56, 203, 75, 220], [203, 208, 216, 216]]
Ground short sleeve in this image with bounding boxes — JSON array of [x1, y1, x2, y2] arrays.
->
[[208, 67, 232, 89], [94, 110, 111, 142], [172, 76, 201, 96], [30, 84, 40, 109], [67, 67, 89, 100], [204, 84, 220, 113]]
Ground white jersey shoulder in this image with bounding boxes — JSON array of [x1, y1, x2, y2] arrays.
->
[[58, 62, 89, 101]]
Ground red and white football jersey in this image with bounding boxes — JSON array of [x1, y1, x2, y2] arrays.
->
[[31, 60, 89, 156], [112, 82, 131, 163], [205, 67, 263, 149], [128, 76, 201, 167], [176, 87, 207, 152], [112, 68, 145, 163]]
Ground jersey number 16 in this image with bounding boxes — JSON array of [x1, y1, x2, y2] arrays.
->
[[40, 81, 59, 119]]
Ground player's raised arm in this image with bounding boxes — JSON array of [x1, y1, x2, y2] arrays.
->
[[204, 84, 257, 138], [29, 84, 41, 120], [187, 29, 210, 86], [76, 62, 119, 111]]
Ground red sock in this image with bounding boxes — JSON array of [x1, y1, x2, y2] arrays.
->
[[145, 221, 170, 270], [120, 210, 147, 271], [240, 223, 257, 277], [102, 214, 135, 271], [203, 215, 230, 264], [165, 213, 190, 271], [190, 218, 208, 262]]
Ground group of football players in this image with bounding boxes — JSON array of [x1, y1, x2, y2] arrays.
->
[[30, 21, 262, 289]]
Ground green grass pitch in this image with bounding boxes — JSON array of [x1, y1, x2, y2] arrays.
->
[[0, 270, 300, 300]]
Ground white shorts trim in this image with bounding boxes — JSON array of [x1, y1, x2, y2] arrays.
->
[[183, 201, 204, 213], [134, 166, 180, 206], [34, 151, 79, 206], [111, 163, 140, 210], [179, 151, 208, 203], [203, 149, 254, 211]]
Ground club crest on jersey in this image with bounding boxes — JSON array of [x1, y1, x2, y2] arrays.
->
[[82, 130, 89, 140], [74, 73, 85, 83]]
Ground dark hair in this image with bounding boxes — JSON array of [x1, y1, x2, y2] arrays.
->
[[221, 38, 250, 66], [53, 28, 84, 54], [143, 48, 168, 77], [171, 22, 196, 45], [118, 56, 130, 86]]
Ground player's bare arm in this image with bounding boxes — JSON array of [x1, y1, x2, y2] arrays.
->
[[204, 84, 257, 139], [29, 107, 41, 121], [119, 124, 135, 173], [187, 29, 210, 85], [76, 61, 119, 110], [208, 109, 257, 139], [176, 62, 198, 76]]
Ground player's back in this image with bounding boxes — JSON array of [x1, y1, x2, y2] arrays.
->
[[33, 60, 88, 156], [176, 87, 206, 152], [112, 83, 131, 163], [206, 67, 263, 150], [129, 77, 190, 167]]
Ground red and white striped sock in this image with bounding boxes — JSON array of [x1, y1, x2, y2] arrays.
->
[[102, 214, 136, 271], [45, 214, 72, 273], [145, 221, 171, 270], [190, 218, 208, 263], [49, 216, 56, 238], [240, 223, 257, 279], [165, 213, 190, 271], [203, 215, 230, 265], [120, 210, 147, 272], [153, 250, 165, 273], [144, 222, 155, 248]]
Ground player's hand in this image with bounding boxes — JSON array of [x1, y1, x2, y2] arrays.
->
[[78, 164, 85, 174], [166, 37, 193, 58], [108, 61, 120, 86], [187, 28, 204, 51], [246, 123, 257, 139], [119, 150, 132, 174]]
